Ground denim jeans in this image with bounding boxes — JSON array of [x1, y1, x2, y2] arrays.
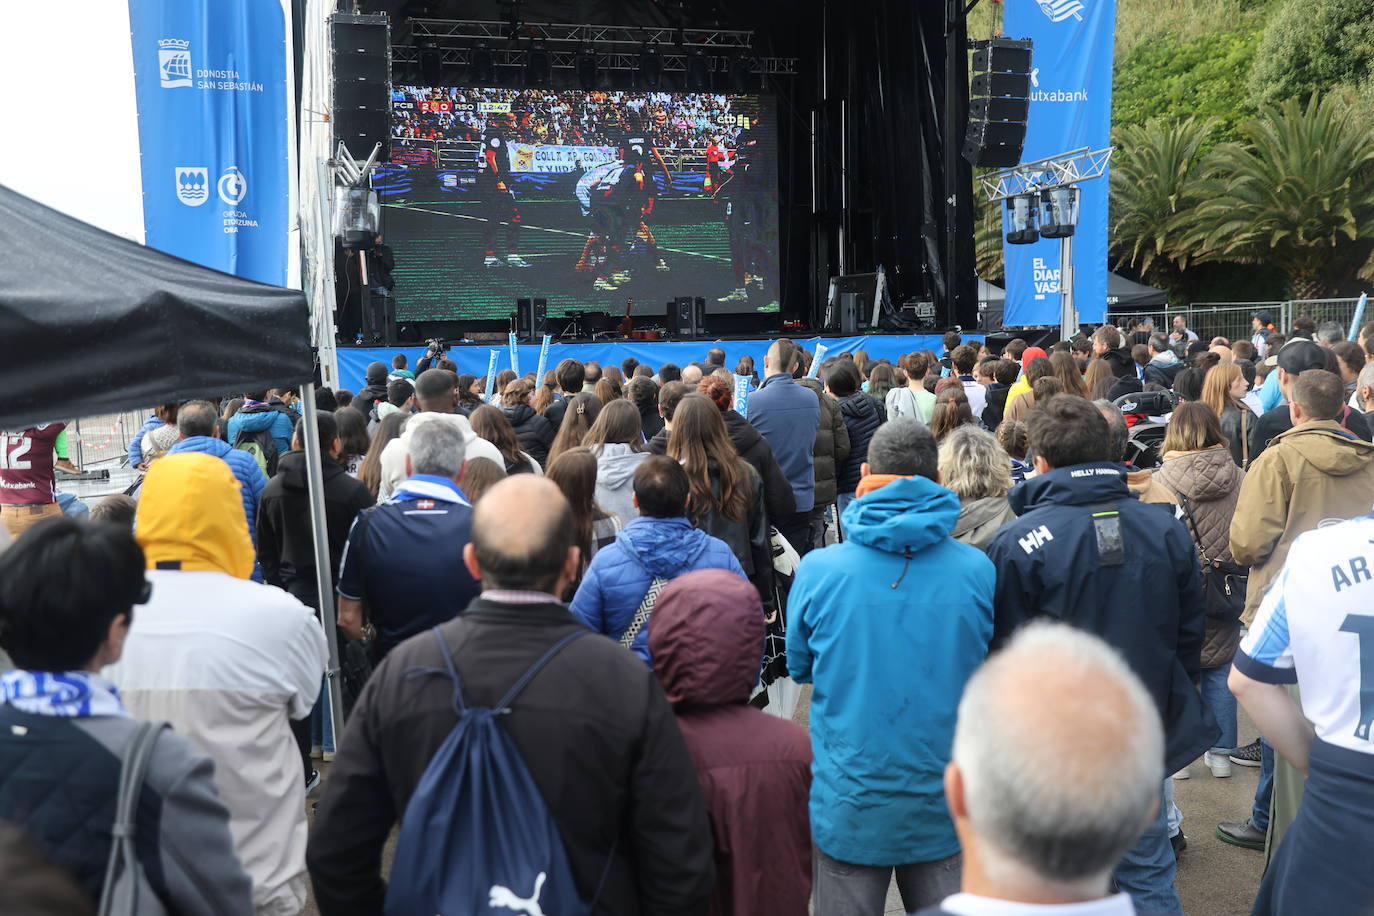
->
[[309, 676, 335, 753], [1164, 778, 1183, 837], [1252, 738, 1275, 831], [1199, 664, 1237, 753], [812, 848, 960, 915], [835, 492, 855, 540], [1114, 785, 1183, 915]]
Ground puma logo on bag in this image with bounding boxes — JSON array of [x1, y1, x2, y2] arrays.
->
[[489, 872, 546, 916]]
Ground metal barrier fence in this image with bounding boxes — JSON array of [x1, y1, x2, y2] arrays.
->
[[69, 410, 148, 469], [1106, 298, 1368, 347]]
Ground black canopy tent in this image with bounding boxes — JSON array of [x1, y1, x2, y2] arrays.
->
[[0, 183, 347, 739], [1107, 272, 1168, 310]]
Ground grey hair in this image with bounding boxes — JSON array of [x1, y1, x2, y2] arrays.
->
[[1092, 399, 1129, 462], [867, 417, 937, 480], [1147, 333, 1170, 355], [1358, 361, 1374, 410], [408, 418, 467, 479], [1317, 321, 1345, 346], [938, 425, 1011, 501], [954, 621, 1163, 889]]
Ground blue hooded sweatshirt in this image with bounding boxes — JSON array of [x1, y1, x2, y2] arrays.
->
[[226, 404, 295, 456], [787, 475, 994, 866], [571, 516, 746, 667]]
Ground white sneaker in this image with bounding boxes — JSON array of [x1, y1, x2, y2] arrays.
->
[[484, 256, 504, 268], [1204, 750, 1233, 777], [1171, 767, 1190, 780]]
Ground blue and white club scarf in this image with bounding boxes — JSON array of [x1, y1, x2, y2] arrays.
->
[[0, 670, 129, 718]]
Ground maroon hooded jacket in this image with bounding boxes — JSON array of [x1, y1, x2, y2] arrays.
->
[[649, 569, 813, 915]]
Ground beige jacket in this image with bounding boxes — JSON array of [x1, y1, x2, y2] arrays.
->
[[1230, 420, 1374, 622]]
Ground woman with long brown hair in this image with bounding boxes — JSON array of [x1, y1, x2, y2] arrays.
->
[[1084, 358, 1114, 401], [930, 387, 975, 442], [594, 376, 623, 405], [499, 378, 555, 469], [1049, 351, 1089, 399], [1201, 362, 1252, 467], [546, 446, 622, 596], [532, 370, 558, 414], [582, 398, 647, 527], [547, 392, 602, 465], [469, 405, 539, 475], [357, 411, 406, 500], [668, 394, 773, 607]]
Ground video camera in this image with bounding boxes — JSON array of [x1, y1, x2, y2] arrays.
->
[[425, 338, 449, 356]]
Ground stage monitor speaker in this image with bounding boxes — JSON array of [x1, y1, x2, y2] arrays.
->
[[671, 296, 700, 338], [331, 14, 391, 161], [516, 297, 547, 341], [965, 37, 1032, 169]]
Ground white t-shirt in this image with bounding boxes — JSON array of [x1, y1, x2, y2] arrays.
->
[[1237, 516, 1374, 753], [960, 378, 988, 419]]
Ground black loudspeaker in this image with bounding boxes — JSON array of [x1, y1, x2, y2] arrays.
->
[[516, 297, 547, 341], [839, 291, 860, 335], [693, 297, 706, 336], [331, 14, 391, 161], [964, 38, 1032, 168]]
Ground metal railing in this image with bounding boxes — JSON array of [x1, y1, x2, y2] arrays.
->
[[1106, 297, 1368, 347]]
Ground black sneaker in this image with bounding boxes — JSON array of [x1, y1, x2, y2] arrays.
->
[[1216, 819, 1266, 850], [1230, 740, 1262, 767], [1170, 832, 1187, 857]]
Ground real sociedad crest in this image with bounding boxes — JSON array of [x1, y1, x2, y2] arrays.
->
[[158, 38, 193, 88], [175, 168, 210, 206], [1036, 0, 1085, 22]]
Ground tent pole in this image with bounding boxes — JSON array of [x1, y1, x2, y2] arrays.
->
[[298, 382, 347, 749]]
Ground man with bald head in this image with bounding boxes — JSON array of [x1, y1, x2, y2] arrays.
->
[[309, 476, 715, 914], [680, 363, 704, 387]]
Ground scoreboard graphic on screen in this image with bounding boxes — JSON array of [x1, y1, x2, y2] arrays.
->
[[375, 87, 780, 323]]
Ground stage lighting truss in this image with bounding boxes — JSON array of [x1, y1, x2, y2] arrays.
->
[[977, 146, 1113, 204], [390, 19, 798, 78]]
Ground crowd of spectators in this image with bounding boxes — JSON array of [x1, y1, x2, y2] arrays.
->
[[3, 309, 1374, 915]]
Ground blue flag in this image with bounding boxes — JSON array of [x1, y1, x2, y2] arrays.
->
[[534, 335, 553, 385], [508, 333, 521, 376], [484, 350, 499, 402], [733, 374, 752, 419]]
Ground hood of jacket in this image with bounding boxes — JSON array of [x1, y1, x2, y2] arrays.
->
[[594, 442, 644, 489], [618, 516, 712, 577], [1102, 347, 1134, 375], [648, 569, 764, 709], [169, 434, 231, 460], [135, 453, 254, 579], [503, 403, 536, 426], [838, 391, 881, 423], [951, 495, 1016, 540], [841, 475, 961, 555], [276, 448, 348, 492], [1009, 462, 1133, 515], [1158, 446, 1242, 503], [232, 408, 281, 433], [1149, 350, 1180, 367], [1271, 420, 1374, 475]]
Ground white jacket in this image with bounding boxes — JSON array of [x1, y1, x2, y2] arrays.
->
[[377, 411, 506, 501]]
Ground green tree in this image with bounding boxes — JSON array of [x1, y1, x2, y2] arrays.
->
[[1110, 116, 1215, 285], [1113, 28, 1260, 143], [1182, 96, 1374, 299], [1249, 0, 1374, 107]]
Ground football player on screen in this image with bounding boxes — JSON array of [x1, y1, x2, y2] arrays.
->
[[477, 111, 531, 269], [615, 111, 674, 276], [712, 126, 772, 304]]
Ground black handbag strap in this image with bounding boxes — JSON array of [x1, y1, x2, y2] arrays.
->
[[1174, 493, 1214, 565]]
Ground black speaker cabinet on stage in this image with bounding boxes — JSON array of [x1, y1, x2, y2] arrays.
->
[[331, 14, 391, 161], [964, 38, 1032, 168], [516, 297, 548, 341], [839, 291, 860, 335], [667, 296, 704, 338]]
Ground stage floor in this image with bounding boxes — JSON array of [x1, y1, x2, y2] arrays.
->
[[334, 332, 982, 390]]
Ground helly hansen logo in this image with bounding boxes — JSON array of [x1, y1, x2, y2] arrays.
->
[[1019, 526, 1054, 554]]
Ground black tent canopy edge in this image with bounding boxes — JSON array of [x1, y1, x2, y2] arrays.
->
[[0, 183, 313, 432]]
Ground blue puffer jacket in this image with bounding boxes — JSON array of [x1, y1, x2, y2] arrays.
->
[[787, 475, 994, 866], [835, 392, 885, 494], [571, 516, 746, 667], [127, 415, 162, 467], [226, 404, 295, 456], [169, 435, 268, 576]]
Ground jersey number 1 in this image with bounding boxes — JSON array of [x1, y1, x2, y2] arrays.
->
[[1340, 613, 1374, 741]]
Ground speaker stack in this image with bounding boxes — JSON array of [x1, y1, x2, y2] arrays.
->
[[331, 14, 392, 161], [963, 38, 1032, 169], [666, 296, 706, 338], [515, 297, 548, 341]]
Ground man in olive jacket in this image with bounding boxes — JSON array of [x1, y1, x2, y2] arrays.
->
[[1231, 369, 1374, 623]]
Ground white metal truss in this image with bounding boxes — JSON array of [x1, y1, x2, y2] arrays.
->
[[978, 146, 1113, 202]]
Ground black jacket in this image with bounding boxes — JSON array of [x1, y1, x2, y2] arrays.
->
[[502, 403, 556, 470], [985, 463, 1217, 774], [835, 392, 885, 494], [257, 449, 375, 605], [307, 598, 715, 915], [695, 463, 775, 610], [722, 409, 796, 524], [646, 427, 669, 456], [543, 397, 570, 431], [1219, 404, 1251, 467], [639, 404, 666, 440], [1250, 403, 1372, 461], [981, 383, 1011, 431], [350, 384, 389, 417], [1102, 346, 1135, 378], [795, 377, 851, 507]]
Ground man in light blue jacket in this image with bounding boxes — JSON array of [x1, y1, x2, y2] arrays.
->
[[787, 417, 995, 914]]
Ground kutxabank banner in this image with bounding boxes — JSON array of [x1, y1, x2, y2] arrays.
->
[[127, 0, 292, 286], [1001, 0, 1117, 327]]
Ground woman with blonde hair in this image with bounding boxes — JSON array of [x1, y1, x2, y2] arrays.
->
[[1200, 362, 1251, 467], [499, 377, 554, 469], [938, 425, 1017, 551], [1153, 400, 1245, 777]]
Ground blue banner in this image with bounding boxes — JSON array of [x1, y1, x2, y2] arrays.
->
[[1001, 0, 1117, 327], [484, 350, 499, 402], [127, 0, 290, 286], [534, 335, 553, 384], [733, 375, 752, 419], [508, 333, 521, 375]]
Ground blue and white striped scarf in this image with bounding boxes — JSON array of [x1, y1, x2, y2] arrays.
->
[[0, 670, 128, 718]]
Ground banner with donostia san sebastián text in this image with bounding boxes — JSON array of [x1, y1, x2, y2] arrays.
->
[[127, 0, 292, 286], [1001, 0, 1116, 327]]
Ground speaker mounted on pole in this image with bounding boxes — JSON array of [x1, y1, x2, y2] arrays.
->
[[963, 38, 1032, 169], [331, 14, 392, 162]]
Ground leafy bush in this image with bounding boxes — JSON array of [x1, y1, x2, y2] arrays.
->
[[1249, 0, 1374, 107], [1113, 28, 1261, 143]]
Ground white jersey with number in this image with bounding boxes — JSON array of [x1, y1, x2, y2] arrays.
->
[[1236, 515, 1374, 754]]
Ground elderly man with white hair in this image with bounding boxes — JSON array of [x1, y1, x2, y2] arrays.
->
[[914, 621, 1164, 916]]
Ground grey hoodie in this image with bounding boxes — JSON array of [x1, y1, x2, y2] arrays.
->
[[950, 495, 1018, 552], [593, 442, 650, 529]]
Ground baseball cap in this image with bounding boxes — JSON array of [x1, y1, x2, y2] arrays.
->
[[365, 361, 388, 384], [1253, 309, 1274, 325], [1277, 340, 1326, 375]]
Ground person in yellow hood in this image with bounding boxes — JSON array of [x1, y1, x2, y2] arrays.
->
[[107, 452, 328, 916]]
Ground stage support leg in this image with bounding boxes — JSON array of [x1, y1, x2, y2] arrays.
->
[[1059, 234, 1078, 340]]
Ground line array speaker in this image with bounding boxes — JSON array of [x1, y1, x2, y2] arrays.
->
[[963, 38, 1032, 169], [331, 14, 391, 161]]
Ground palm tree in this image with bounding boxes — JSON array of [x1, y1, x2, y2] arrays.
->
[[974, 188, 1004, 284], [1182, 96, 1374, 299], [1110, 116, 1215, 285]]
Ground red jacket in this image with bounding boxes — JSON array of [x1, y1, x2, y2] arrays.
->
[[649, 570, 813, 916]]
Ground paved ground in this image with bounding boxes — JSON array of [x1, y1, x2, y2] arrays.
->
[[303, 688, 1266, 915]]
